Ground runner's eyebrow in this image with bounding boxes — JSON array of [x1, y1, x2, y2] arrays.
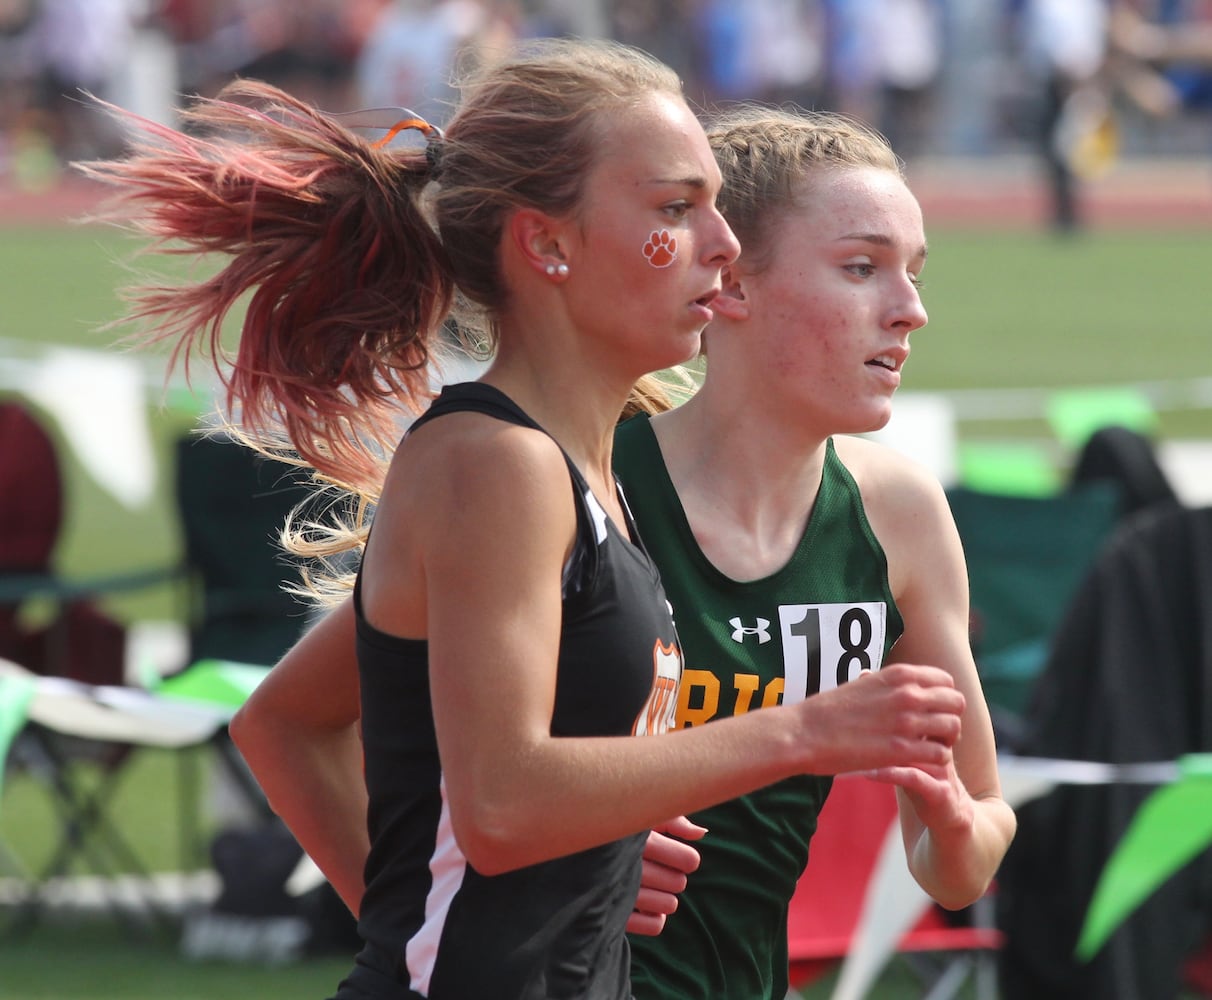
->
[[647, 174, 709, 189], [836, 233, 929, 260]]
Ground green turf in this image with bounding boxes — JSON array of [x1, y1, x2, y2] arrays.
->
[[0, 917, 353, 1000], [917, 227, 1210, 395], [0, 919, 935, 1000], [1, 747, 209, 876]]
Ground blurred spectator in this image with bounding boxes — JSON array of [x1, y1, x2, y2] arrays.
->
[[819, 0, 883, 123], [354, 0, 520, 126], [815, 0, 945, 161], [26, 0, 143, 161], [609, 0, 699, 97], [869, 0, 946, 160], [167, 0, 363, 106], [530, 0, 608, 39], [1111, 0, 1212, 112], [0, 0, 39, 181], [7, 0, 1212, 195], [678, 0, 823, 109], [1007, 0, 1113, 232]]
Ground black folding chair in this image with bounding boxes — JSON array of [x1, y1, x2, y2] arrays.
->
[[169, 434, 316, 866]]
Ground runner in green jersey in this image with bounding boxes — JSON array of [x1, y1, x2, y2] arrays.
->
[[616, 426, 904, 1000], [618, 106, 1017, 1000]]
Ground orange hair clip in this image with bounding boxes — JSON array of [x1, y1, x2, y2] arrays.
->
[[327, 107, 444, 148]]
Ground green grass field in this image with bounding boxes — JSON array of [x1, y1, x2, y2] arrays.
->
[[1, 220, 1210, 998]]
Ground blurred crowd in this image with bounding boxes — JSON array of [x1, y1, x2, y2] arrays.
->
[[2, 0, 1212, 219]]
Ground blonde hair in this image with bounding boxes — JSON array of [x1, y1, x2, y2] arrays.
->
[[708, 105, 904, 273], [622, 367, 701, 421]]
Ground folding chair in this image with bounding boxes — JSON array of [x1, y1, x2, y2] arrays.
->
[[1, 413, 308, 934], [0, 658, 236, 938], [0, 400, 161, 686], [168, 433, 315, 863], [0, 400, 177, 936], [787, 775, 1002, 1000], [945, 482, 1121, 739], [174, 433, 315, 669]]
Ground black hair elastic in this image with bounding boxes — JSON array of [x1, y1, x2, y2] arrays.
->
[[424, 132, 444, 178]]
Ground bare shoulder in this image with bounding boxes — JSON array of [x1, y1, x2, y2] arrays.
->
[[379, 412, 574, 555], [362, 410, 574, 635], [832, 434, 950, 524], [396, 410, 568, 498], [833, 434, 966, 603], [410, 410, 575, 548]]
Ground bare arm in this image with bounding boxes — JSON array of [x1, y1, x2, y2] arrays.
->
[[228, 598, 368, 915], [857, 448, 1016, 910], [1111, 4, 1212, 68], [228, 582, 708, 927], [361, 419, 967, 876]]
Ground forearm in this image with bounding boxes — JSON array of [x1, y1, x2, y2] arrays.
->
[[1113, 12, 1212, 67], [1159, 26, 1212, 65], [451, 707, 806, 875], [225, 599, 368, 910], [448, 665, 965, 876], [231, 713, 370, 915], [904, 793, 1017, 911]]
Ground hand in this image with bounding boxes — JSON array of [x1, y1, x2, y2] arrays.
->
[[862, 754, 977, 835], [798, 662, 965, 776], [626, 816, 707, 936]]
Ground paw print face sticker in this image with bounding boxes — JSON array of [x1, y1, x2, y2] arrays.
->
[[642, 229, 678, 268]]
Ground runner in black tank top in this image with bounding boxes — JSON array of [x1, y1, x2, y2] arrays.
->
[[335, 383, 682, 1000]]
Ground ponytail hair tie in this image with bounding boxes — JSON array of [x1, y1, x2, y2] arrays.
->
[[329, 106, 445, 176]]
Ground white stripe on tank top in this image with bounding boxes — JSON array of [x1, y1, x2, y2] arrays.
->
[[405, 776, 468, 996]]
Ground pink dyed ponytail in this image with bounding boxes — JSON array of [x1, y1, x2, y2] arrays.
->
[[80, 80, 453, 497]]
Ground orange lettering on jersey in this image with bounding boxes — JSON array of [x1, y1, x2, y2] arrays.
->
[[761, 677, 785, 709], [676, 668, 719, 728], [641, 675, 678, 735], [678, 669, 712, 727], [733, 673, 759, 715], [632, 640, 683, 735], [676, 671, 784, 725]]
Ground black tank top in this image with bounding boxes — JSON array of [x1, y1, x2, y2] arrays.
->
[[338, 383, 683, 1000]]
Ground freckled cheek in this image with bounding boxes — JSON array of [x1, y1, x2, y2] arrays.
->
[[770, 299, 851, 366]]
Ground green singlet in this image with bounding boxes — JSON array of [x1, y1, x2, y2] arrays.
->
[[614, 413, 904, 1000]]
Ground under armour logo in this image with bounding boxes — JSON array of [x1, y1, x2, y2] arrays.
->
[[729, 617, 772, 644]]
